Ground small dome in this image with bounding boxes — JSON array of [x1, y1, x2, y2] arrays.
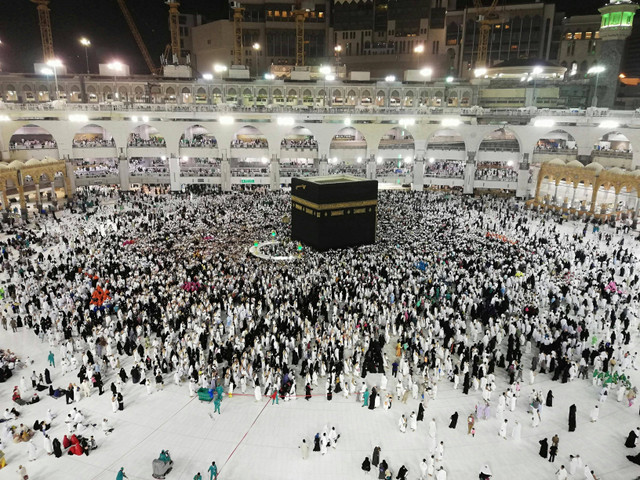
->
[[566, 160, 584, 168], [630, 169, 640, 177], [0, 163, 9, 169], [585, 162, 604, 172], [8, 160, 24, 169], [608, 167, 626, 175], [547, 158, 566, 166], [24, 158, 41, 166]]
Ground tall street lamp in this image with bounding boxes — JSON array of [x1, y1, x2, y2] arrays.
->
[[334, 45, 342, 66], [413, 44, 424, 69], [107, 61, 123, 101], [46, 59, 62, 100], [79, 38, 91, 74], [40, 67, 53, 101], [589, 65, 605, 107], [214, 63, 228, 80], [252, 43, 261, 77]]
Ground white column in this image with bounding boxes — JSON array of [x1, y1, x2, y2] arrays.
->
[[269, 155, 280, 191], [221, 152, 231, 192], [169, 156, 181, 193], [119, 157, 131, 192], [463, 151, 476, 195], [412, 159, 424, 192]]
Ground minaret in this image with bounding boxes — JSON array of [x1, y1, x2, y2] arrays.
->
[[597, 0, 638, 108]]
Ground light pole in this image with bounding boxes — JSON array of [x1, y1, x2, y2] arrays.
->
[[214, 63, 227, 80], [107, 61, 123, 101], [40, 67, 53, 101], [334, 45, 342, 66], [79, 38, 91, 74], [252, 43, 261, 76], [320, 66, 331, 107], [413, 44, 424, 69], [531, 66, 543, 107], [589, 65, 605, 107], [46, 59, 62, 100]]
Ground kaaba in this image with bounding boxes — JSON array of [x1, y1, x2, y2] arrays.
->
[[291, 175, 378, 251]]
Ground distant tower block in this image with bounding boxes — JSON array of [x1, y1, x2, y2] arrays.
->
[[598, 0, 639, 108]]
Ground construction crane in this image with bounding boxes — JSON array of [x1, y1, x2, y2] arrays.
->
[[231, 2, 245, 66], [116, 0, 161, 74], [474, 0, 500, 69], [166, 1, 182, 60], [30, 0, 55, 62], [293, 0, 314, 67], [293, 0, 306, 66]]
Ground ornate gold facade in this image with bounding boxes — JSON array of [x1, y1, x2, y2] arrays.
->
[[529, 161, 640, 219]]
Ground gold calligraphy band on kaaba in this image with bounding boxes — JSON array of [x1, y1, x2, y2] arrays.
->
[[291, 195, 378, 211]]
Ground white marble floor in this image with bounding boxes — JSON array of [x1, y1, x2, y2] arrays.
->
[[2, 326, 640, 480]]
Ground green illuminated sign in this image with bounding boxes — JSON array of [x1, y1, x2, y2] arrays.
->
[[241, 179, 255, 184]]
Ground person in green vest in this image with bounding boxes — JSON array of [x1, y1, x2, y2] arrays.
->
[[194, 473, 202, 480], [48, 351, 55, 368], [208, 461, 218, 480], [363, 387, 370, 407], [213, 396, 221, 415], [116, 467, 128, 480]]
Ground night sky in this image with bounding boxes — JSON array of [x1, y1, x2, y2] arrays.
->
[[1, 0, 607, 75]]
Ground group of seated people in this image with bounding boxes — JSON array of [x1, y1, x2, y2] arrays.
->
[[475, 167, 518, 181], [535, 141, 575, 152], [180, 167, 221, 177], [10, 423, 34, 443], [0, 350, 17, 382], [61, 433, 97, 456], [130, 166, 168, 175], [230, 167, 269, 177], [128, 134, 166, 147], [592, 144, 632, 154], [280, 138, 318, 149], [424, 161, 465, 178], [231, 138, 268, 148], [72, 138, 115, 148], [180, 135, 218, 148], [377, 164, 410, 176], [279, 166, 318, 177], [74, 166, 119, 177], [328, 164, 366, 176], [9, 139, 57, 150], [12, 386, 40, 406], [428, 141, 465, 151]]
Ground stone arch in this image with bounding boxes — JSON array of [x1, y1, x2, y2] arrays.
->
[[226, 87, 238, 102], [478, 127, 521, 153], [128, 124, 166, 147], [346, 89, 357, 106], [593, 131, 632, 153], [332, 88, 344, 105], [377, 126, 415, 167], [280, 126, 318, 162], [86, 85, 98, 102], [426, 129, 466, 151], [73, 124, 116, 148], [329, 126, 367, 162], [180, 124, 217, 148], [231, 125, 268, 149], [211, 87, 223, 104], [9, 124, 58, 151], [390, 90, 400, 106], [535, 129, 578, 152], [282, 126, 317, 143]]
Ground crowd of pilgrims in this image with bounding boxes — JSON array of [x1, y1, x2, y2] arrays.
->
[[1, 186, 639, 478]]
